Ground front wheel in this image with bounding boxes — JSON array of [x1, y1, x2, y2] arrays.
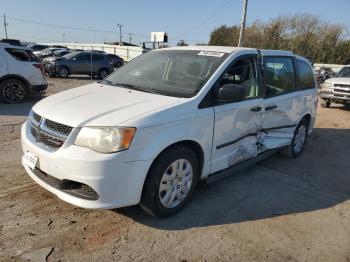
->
[[140, 146, 199, 217], [98, 68, 109, 79], [57, 66, 69, 78], [282, 119, 309, 158]]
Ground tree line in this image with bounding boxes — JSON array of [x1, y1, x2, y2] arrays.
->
[[208, 14, 350, 64]]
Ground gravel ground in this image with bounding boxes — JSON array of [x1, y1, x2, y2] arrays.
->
[[0, 77, 349, 262]]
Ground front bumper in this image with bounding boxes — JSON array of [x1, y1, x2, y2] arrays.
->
[[43, 62, 56, 75], [21, 121, 151, 209], [319, 91, 350, 103]]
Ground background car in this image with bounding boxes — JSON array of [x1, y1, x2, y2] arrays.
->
[[0, 42, 47, 103], [45, 51, 114, 79], [28, 44, 49, 52], [319, 65, 350, 108], [52, 49, 71, 57], [33, 47, 69, 60]]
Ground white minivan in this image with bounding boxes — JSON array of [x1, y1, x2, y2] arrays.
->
[[21, 46, 317, 217]]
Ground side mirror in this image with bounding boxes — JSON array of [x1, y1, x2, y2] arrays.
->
[[215, 84, 246, 103]]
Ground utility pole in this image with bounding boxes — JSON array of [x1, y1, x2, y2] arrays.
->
[[129, 33, 132, 44], [3, 14, 8, 38], [238, 0, 248, 47], [117, 24, 123, 44], [62, 33, 66, 43]]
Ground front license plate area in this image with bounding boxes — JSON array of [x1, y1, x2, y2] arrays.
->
[[22, 151, 38, 171]]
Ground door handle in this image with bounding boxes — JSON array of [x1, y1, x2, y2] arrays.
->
[[265, 105, 277, 111], [250, 106, 262, 112]]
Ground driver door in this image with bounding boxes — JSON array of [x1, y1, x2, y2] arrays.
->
[[211, 55, 263, 173]]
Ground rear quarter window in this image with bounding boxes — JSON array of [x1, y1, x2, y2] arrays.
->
[[5, 48, 38, 62], [297, 59, 316, 89]]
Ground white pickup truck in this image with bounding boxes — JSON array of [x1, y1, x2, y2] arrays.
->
[[21, 46, 317, 217], [319, 65, 350, 108]]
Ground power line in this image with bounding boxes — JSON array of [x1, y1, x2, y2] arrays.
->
[[6, 16, 148, 39], [174, 0, 232, 38], [9, 33, 66, 42]]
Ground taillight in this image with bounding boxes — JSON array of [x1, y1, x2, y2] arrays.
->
[[33, 63, 44, 75]]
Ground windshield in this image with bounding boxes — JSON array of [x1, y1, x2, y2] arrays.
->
[[103, 50, 229, 98], [336, 67, 350, 78]]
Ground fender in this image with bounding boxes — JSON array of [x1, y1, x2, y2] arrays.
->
[[0, 74, 30, 91], [125, 113, 214, 177]]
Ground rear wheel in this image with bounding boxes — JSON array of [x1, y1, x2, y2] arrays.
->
[[282, 119, 309, 158], [0, 78, 27, 104], [140, 146, 199, 217]]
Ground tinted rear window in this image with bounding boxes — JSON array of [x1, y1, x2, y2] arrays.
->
[[297, 59, 315, 89], [5, 48, 38, 62]]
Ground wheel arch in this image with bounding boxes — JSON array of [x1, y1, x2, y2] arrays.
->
[[0, 74, 30, 92], [140, 139, 205, 197], [301, 113, 312, 129]]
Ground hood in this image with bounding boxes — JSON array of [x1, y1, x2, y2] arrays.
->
[[32, 83, 181, 127], [325, 77, 350, 85], [52, 57, 65, 62]]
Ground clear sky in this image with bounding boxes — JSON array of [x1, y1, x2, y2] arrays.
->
[[2, 0, 350, 45]]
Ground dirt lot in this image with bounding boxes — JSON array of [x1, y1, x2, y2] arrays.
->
[[0, 77, 349, 262]]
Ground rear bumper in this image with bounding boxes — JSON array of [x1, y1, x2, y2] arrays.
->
[[21, 121, 151, 209], [30, 84, 48, 92]]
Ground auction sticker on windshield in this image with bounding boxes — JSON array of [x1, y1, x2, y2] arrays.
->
[[198, 51, 225, 57]]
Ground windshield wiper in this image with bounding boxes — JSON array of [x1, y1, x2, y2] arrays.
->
[[112, 83, 157, 94]]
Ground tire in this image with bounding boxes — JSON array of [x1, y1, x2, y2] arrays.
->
[[57, 66, 69, 78], [140, 146, 199, 218], [0, 78, 28, 104], [282, 119, 309, 158], [321, 100, 331, 108], [116, 62, 122, 68], [98, 68, 109, 79]]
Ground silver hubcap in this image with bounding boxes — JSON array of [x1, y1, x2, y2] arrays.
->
[[293, 125, 307, 153], [159, 159, 193, 209], [3, 82, 25, 103]]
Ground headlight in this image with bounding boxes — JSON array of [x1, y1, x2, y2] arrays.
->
[[321, 82, 332, 91], [74, 127, 136, 153]]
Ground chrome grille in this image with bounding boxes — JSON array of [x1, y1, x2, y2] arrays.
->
[[334, 84, 350, 88], [29, 112, 73, 151], [45, 119, 73, 135], [334, 88, 350, 94], [39, 132, 64, 148], [31, 126, 38, 138]]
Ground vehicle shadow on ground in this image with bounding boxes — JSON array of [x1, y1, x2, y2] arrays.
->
[[117, 127, 350, 230], [0, 96, 45, 117]]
